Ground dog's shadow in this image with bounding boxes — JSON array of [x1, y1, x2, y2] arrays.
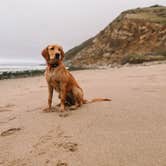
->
[[42, 105, 76, 118]]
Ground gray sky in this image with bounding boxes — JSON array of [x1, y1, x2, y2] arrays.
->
[[0, 0, 166, 63]]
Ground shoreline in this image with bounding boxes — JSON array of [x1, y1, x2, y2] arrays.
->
[[0, 69, 45, 80], [1, 60, 166, 80]]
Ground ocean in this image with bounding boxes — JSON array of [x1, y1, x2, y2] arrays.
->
[[0, 62, 46, 79]]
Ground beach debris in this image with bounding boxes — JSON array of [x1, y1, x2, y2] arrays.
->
[[56, 160, 68, 166], [0, 128, 21, 136]]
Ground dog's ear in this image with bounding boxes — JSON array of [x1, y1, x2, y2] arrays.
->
[[41, 46, 49, 62], [59, 46, 65, 60]]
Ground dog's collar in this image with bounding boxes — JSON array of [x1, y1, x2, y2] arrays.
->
[[48, 63, 59, 68], [51, 63, 59, 68]]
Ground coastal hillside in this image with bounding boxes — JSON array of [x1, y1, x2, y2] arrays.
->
[[65, 5, 166, 68]]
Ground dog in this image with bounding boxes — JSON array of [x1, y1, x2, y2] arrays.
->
[[41, 44, 111, 112]]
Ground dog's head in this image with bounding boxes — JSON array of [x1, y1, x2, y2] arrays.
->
[[41, 44, 64, 66]]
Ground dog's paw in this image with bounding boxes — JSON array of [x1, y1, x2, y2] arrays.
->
[[42, 108, 51, 112], [43, 107, 59, 112]]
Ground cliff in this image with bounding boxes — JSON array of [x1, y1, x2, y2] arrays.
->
[[65, 5, 166, 68]]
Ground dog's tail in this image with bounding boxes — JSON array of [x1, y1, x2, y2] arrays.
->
[[83, 98, 112, 104]]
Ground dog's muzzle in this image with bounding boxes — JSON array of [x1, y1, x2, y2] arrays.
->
[[55, 53, 61, 60]]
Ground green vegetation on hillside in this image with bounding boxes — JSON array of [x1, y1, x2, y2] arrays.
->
[[121, 54, 166, 65]]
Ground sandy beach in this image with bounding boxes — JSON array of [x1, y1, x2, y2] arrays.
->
[[0, 63, 166, 166]]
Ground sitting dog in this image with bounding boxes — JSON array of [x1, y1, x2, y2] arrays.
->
[[41, 44, 111, 112]]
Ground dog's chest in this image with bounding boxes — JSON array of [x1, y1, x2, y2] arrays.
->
[[45, 70, 61, 91]]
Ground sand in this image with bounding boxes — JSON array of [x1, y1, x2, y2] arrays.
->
[[0, 63, 166, 166]]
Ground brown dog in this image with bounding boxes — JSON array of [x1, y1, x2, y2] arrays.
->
[[41, 44, 111, 112]]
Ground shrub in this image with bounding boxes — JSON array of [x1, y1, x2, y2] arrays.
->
[[121, 53, 166, 65], [121, 54, 146, 64]]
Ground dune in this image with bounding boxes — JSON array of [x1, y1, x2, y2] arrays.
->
[[0, 63, 166, 166]]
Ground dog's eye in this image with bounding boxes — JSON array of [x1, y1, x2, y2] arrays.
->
[[50, 47, 54, 50]]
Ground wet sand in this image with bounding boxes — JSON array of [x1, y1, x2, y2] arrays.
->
[[0, 63, 166, 166]]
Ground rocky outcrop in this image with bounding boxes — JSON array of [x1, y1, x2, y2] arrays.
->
[[65, 5, 166, 68]]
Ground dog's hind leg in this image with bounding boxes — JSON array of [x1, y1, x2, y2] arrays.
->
[[65, 91, 75, 106], [68, 87, 84, 110], [60, 83, 68, 112]]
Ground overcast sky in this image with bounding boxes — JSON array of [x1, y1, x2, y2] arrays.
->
[[0, 0, 166, 63]]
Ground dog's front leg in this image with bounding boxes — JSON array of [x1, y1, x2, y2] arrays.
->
[[48, 85, 53, 111], [43, 85, 53, 112]]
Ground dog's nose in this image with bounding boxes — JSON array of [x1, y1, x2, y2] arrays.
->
[[55, 53, 60, 59]]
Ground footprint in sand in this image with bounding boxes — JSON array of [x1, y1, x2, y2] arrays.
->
[[59, 112, 70, 118], [54, 142, 78, 152], [0, 104, 15, 113], [8, 116, 16, 121], [0, 108, 13, 113], [0, 160, 5, 165], [27, 106, 43, 112], [0, 128, 21, 136], [0, 104, 15, 108], [0, 116, 17, 124], [40, 85, 47, 88], [5, 104, 15, 108], [63, 142, 78, 152]]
